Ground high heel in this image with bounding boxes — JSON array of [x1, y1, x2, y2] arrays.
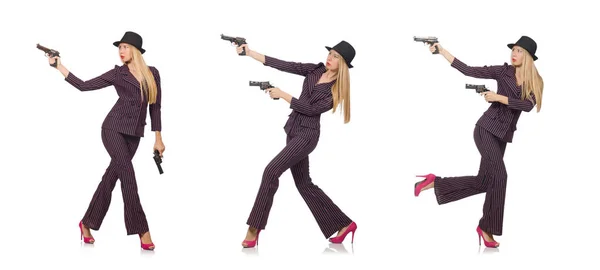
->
[[78, 221, 95, 244], [242, 229, 261, 248], [139, 233, 155, 250], [329, 222, 357, 244], [414, 173, 436, 197], [476, 226, 499, 248]]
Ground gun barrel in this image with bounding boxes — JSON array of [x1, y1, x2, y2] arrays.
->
[[36, 43, 49, 51], [465, 84, 484, 89]]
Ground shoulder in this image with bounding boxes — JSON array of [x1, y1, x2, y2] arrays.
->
[[310, 62, 326, 73], [497, 62, 514, 77], [148, 66, 161, 78]]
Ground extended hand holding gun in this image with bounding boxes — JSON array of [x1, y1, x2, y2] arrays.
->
[[221, 34, 247, 55], [36, 43, 61, 67], [153, 150, 163, 175], [465, 83, 490, 93], [249, 81, 279, 100], [413, 36, 439, 54]]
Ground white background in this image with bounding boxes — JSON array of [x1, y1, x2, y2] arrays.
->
[[1, 0, 598, 269]]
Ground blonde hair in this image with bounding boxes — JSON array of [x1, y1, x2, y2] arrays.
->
[[331, 58, 351, 123], [129, 47, 158, 104], [518, 51, 543, 112]]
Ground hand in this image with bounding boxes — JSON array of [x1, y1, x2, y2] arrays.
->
[[154, 140, 165, 157], [482, 91, 502, 102], [47, 55, 61, 68], [430, 43, 443, 54], [266, 87, 285, 99], [236, 44, 251, 56]]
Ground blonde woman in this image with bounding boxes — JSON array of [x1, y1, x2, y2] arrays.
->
[[414, 36, 543, 248], [46, 31, 163, 250], [234, 41, 357, 248]]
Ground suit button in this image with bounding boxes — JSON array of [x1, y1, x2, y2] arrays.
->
[[128, 116, 132, 119]]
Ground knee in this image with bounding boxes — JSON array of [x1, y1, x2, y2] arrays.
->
[[262, 164, 282, 182]]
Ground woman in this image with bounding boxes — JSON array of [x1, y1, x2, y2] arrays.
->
[[45, 31, 164, 250], [234, 41, 358, 248], [414, 36, 543, 248]]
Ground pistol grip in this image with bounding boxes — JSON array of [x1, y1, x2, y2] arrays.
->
[[238, 41, 247, 56], [273, 97, 279, 100], [432, 45, 439, 54], [50, 58, 58, 68]]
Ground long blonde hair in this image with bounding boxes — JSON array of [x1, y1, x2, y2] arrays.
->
[[331, 58, 351, 123], [518, 52, 543, 112], [129, 47, 158, 104]]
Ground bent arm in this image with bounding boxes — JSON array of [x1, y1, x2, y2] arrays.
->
[[149, 68, 162, 131], [507, 93, 536, 112], [290, 91, 333, 116]]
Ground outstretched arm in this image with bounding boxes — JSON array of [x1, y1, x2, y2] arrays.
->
[[48, 56, 115, 91], [430, 43, 503, 80], [237, 44, 318, 77]]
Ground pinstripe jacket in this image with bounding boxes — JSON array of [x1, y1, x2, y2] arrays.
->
[[264, 56, 335, 138], [451, 58, 536, 143], [64, 65, 162, 137]]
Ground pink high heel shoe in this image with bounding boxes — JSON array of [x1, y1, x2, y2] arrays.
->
[[329, 222, 357, 244], [476, 226, 499, 248], [139, 233, 155, 250], [414, 174, 436, 197], [242, 229, 261, 248], [79, 221, 95, 244]]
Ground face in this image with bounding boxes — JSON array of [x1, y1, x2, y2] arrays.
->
[[118, 43, 134, 63], [511, 45, 525, 66], [326, 49, 342, 71]]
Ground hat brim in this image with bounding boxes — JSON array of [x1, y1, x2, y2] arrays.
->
[[507, 43, 537, 61], [325, 46, 353, 68], [113, 41, 146, 54]]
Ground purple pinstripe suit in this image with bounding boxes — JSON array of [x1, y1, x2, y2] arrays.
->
[[246, 56, 353, 238], [65, 65, 162, 235], [433, 58, 536, 236]]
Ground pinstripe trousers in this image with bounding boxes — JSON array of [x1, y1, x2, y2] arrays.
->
[[81, 128, 149, 235], [434, 125, 508, 235], [247, 134, 353, 238]]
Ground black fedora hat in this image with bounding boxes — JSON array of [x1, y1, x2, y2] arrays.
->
[[113, 31, 145, 54], [507, 36, 537, 61], [326, 40, 355, 68]]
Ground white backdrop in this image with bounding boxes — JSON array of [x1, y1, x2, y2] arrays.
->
[[1, 0, 598, 269]]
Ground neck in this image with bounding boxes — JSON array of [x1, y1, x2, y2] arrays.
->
[[325, 69, 337, 79]]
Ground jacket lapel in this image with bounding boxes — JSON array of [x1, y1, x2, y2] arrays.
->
[[503, 65, 521, 98], [119, 66, 141, 89]]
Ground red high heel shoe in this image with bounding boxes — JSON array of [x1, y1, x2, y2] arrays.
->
[[242, 229, 261, 248], [476, 226, 499, 248], [329, 222, 357, 244], [78, 221, 95, 244], [414, 174, 436, 197], [139, 233, 155, 250]]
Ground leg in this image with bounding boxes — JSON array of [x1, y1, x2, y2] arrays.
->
[[246, 135, 316, 230], [477, 134, 508, 236], [115, 133, 150, 235], [81, 129, 125, 231], [291, 156, 352, 238], [433, 126, 495, 204]]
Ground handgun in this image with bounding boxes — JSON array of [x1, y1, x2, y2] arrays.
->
[[465, 83, 490, 93], [36, 43, 61, 67], [221, 34, 247, 56], [153, 150, 163, 175], [413, 36, 439, 54], [249, 81, 279, 100]]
